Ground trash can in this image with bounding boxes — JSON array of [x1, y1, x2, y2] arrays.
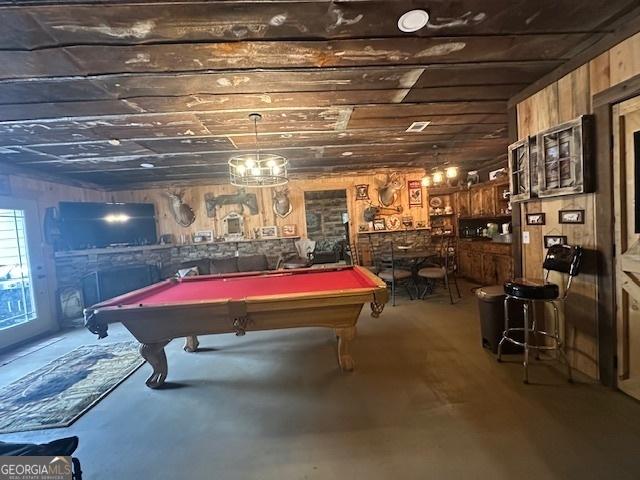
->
[[476, 285, 524, 354]]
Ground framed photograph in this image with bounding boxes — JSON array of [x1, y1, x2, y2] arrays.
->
[[193, 230, 213, 243], [489, 167, 507, 181], [281, 224, 297, 237], [559, 209, 585, 224], [355, 184, 370, 200], [544, 235, 567, 249], [526, 213, 546, 225], [373, 218, 386, 231], [407, 180, 423, 207], [260, 225, 278, 239]]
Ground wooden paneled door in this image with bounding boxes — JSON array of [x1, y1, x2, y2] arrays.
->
[[613, 96, 640, 399]]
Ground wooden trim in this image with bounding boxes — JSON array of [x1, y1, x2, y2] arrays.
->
[[509, 7, 640, 108], [594, 73, 640, 108], [593, 72, 640, 386], [507, 105, 523, 277]]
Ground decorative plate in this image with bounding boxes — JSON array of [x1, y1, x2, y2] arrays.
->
[[386, 215, 401, 230], [429, 196, 443, 208]]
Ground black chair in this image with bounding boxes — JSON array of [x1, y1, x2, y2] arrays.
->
[[417, 237, 461, 304], [374, 241, 415, 306], [498, 244, 583, 383], [0, 436, 82, 479]]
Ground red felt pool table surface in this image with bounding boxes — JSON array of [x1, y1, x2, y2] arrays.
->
[[116, 267, 379, 306]]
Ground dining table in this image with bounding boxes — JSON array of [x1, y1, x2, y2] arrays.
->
[[381, 245, 439, 295]]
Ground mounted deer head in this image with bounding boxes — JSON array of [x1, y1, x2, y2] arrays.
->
[[378, 172, 404, 207], [166, 190, 196, 227], [273, 187, 292, 218]]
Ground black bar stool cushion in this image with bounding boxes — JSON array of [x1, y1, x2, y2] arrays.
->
[[504, 278, 559, 300]]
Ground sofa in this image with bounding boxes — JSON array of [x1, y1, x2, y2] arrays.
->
[[160, 254, 274, 279]]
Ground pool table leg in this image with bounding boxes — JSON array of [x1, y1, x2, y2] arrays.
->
[[140, 341, 170, 389], [371, 301, 385, 318], [183, 335, 200, 352], [335, 326, 356, 372]]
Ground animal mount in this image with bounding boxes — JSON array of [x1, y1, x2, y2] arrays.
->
[[205, 189, 259, 218], [273, 188, 293, 218], [166, 190, 196, 227], [363, 203, 403, 222], [378, 172, 404, 207]]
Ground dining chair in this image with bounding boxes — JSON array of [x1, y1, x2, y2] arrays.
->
[[417, 237, 461, 304], [357, 236, 379, 274], [375, 241, 415, 306]]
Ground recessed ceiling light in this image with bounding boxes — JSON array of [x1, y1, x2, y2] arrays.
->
[[108, 138, 121, 146], [140, 163, 155, 168], [341, 151, 353, 156], [406, 121, 431, 132], [398, 10, 430, 33]]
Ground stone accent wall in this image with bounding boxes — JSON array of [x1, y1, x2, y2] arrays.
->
[[358, 229, 431, 249], [304, 190, 348, 243], [355, 229, 432, 264], [54, 239, 299, 291]]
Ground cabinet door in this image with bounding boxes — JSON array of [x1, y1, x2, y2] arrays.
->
[[495, 255, 513, 285], [458, 249, 472, 278], [481, 253, 498, 285], [456, 190, 471, 217], [470, 189, 483, 216], [469, 251, 484, 283], [481, 186, 497, 217]]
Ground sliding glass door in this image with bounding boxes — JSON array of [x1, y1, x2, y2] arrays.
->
[[0, 197, 53, 350]]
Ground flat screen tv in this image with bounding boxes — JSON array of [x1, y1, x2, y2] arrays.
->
[[59, 202, 157, 250]]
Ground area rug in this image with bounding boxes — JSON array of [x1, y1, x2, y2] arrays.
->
[[0, 342, 144, 433]]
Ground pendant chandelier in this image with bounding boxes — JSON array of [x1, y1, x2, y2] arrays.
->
[[421, 151, 458, 187], [228, 113, 288, 188]]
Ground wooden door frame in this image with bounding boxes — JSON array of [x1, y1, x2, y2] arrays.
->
[[593, 73, 640, 386]]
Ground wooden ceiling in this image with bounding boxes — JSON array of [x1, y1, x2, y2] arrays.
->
[[0, 0, 637, 189]]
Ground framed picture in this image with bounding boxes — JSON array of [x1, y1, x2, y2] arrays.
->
[[559, 209, 585, 224], [401, 216, 413, 229], [358, 224, 369, 232], [544, 235, 567, 249], [408, 180, 422, 207], [193, 230, 213, 243], [489, 167, 507, 181], [526, 213, 546, 225], [373, 218, 386, 231], [260, 225, 278, 239], [416, 220, 426, 229], [355, 184, 369, 200], [281, 224, 297, 237]]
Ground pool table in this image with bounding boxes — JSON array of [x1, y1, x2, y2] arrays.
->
[[84, 266, 388, 388]]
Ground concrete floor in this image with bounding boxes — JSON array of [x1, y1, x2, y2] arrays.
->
[[1, 281, 640, 479]]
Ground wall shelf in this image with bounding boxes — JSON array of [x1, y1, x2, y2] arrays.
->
[[54, 236, 300, 258], [357, 228, 431, 235]]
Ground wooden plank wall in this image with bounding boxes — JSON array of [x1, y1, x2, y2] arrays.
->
[[515, 32, 640, 379], [111, 169, 429, 245]]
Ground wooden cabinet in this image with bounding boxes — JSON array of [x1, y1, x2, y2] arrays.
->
[[457, 241, 513, 285], [458, 247, 473, 280], [464, 179, 509, 218], [470, 188, 484, 216], [494, 254, 513, 285], [481, 187, 496, 217], [455, 190, 470, 217]]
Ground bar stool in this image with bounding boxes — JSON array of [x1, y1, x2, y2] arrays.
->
[[497, 244, 583, 383]]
